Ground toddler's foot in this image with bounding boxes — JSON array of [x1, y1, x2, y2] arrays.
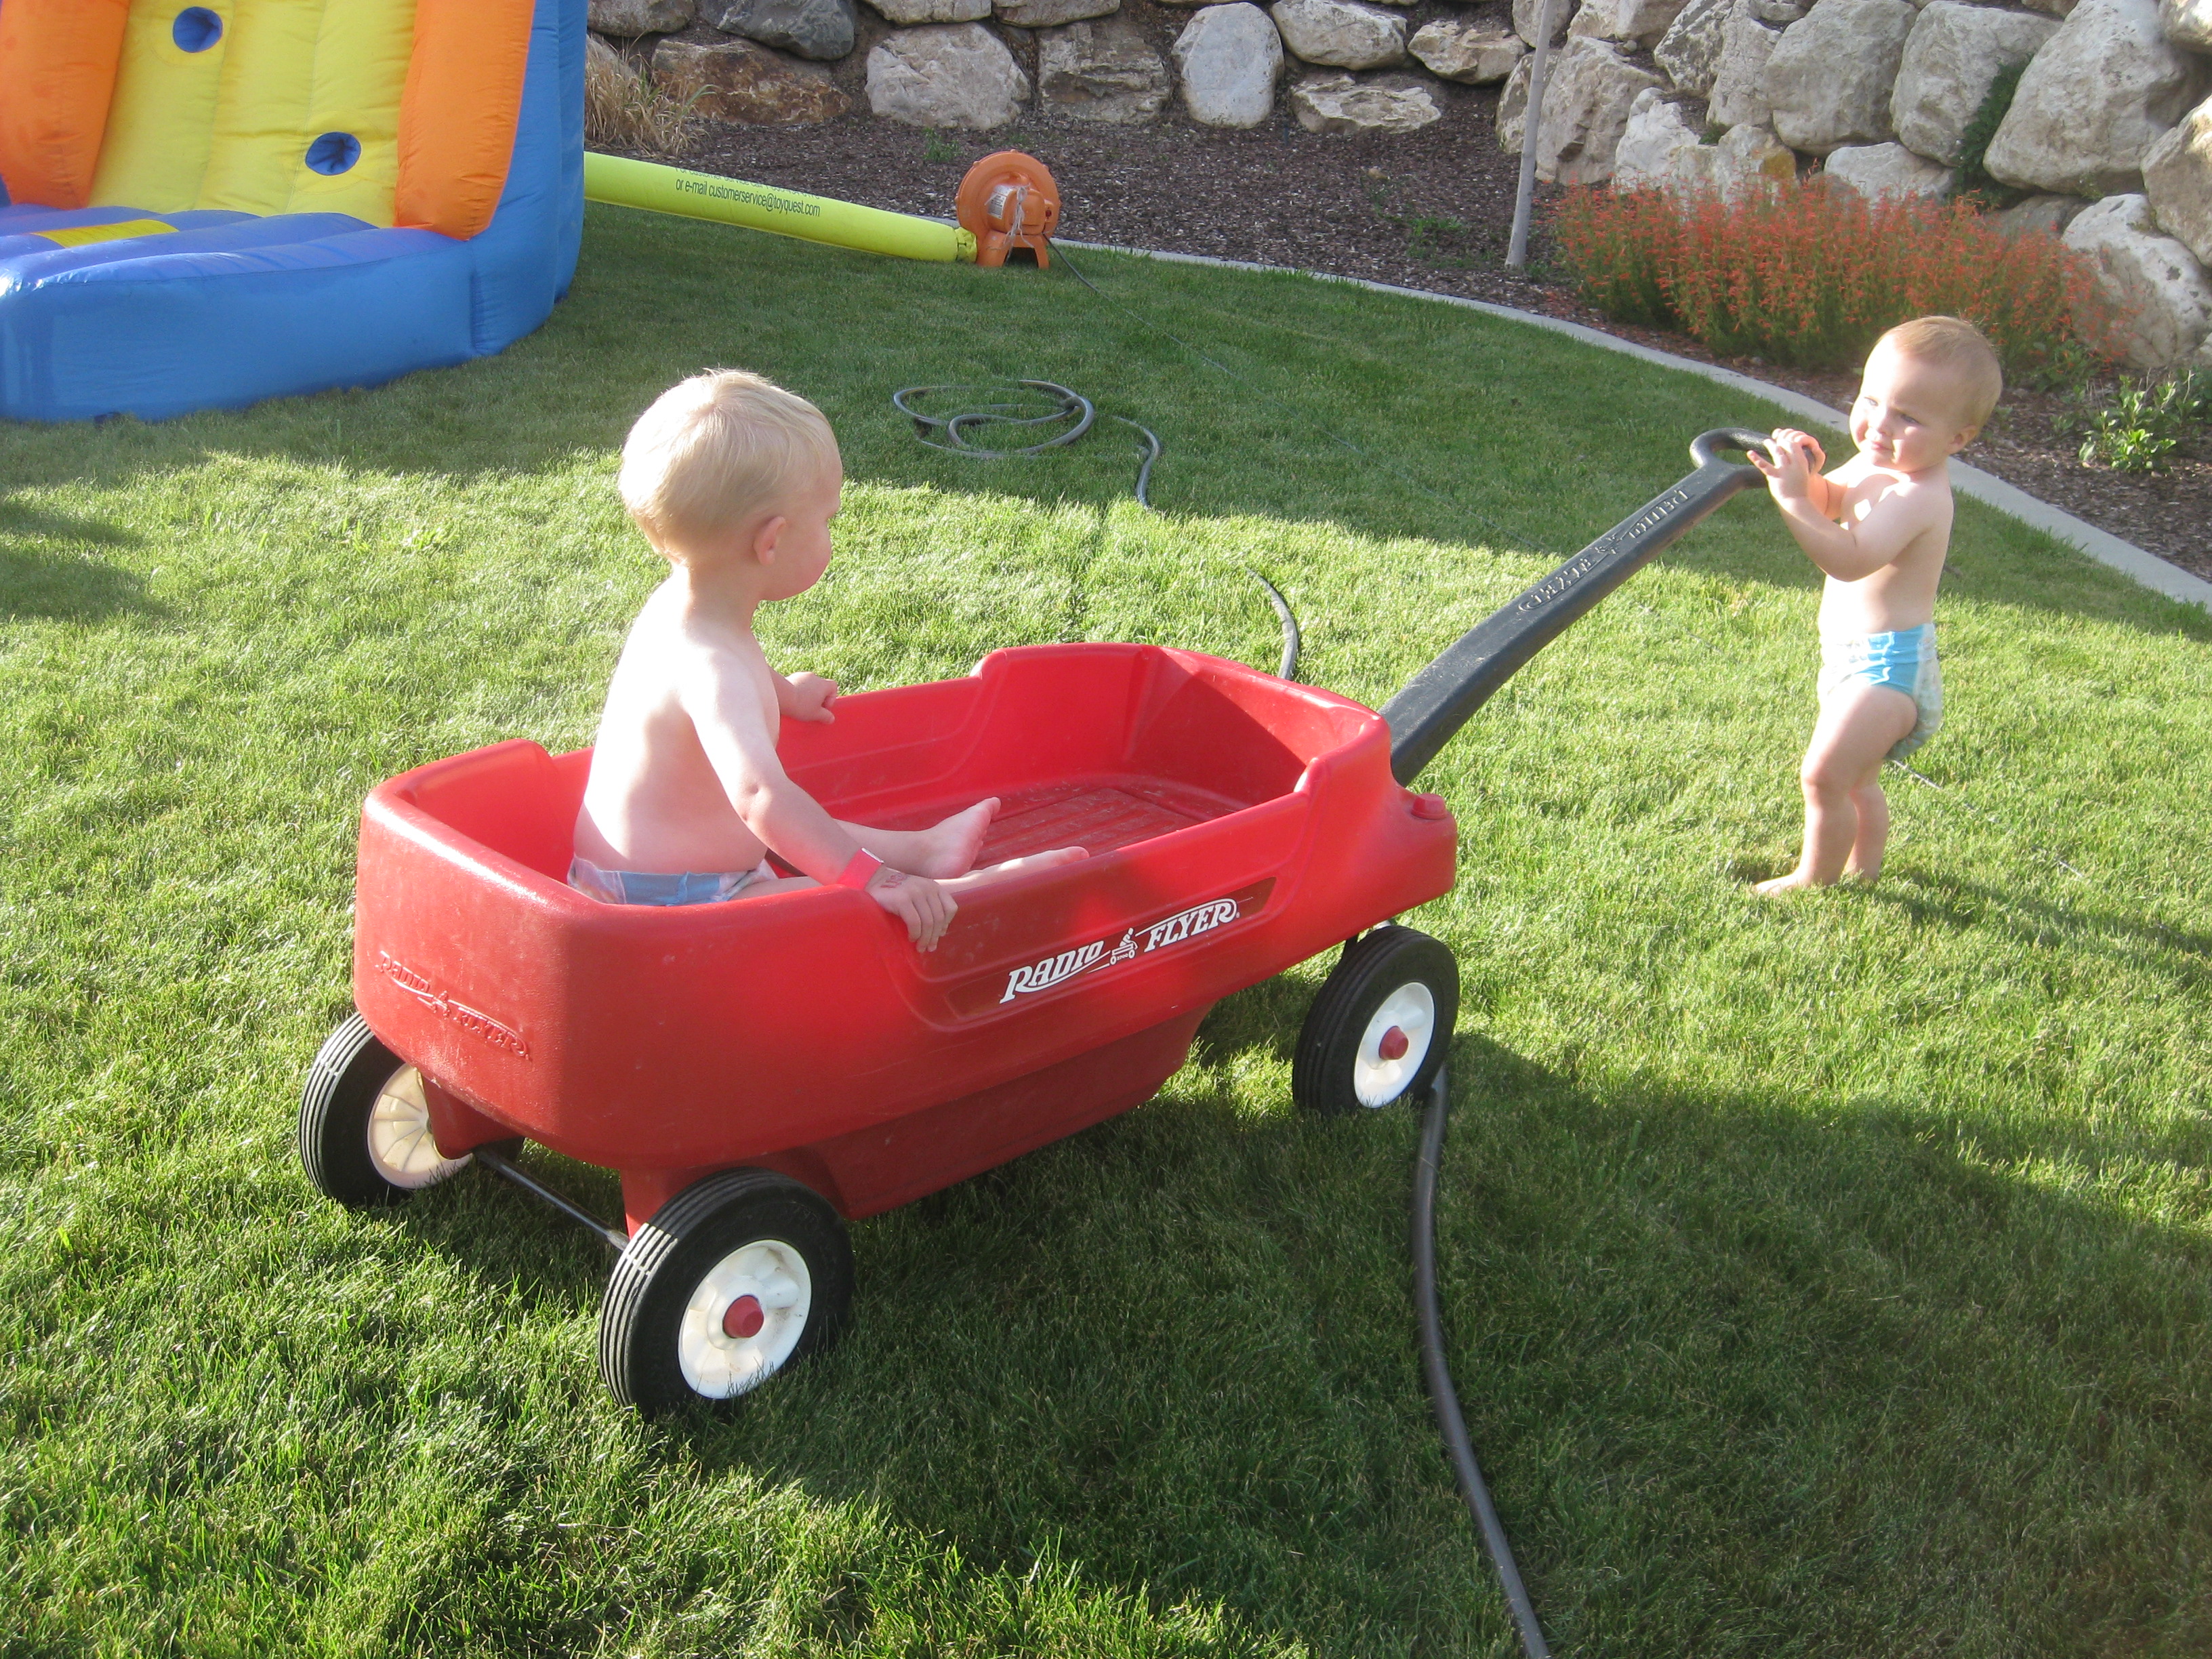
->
[[909, 798, 1002, 877], [1752, 870, 1826, 896], [944, 845, 1088, 893]]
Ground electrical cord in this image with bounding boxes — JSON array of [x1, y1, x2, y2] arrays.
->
[[1415, 1068, 1551, 1659]]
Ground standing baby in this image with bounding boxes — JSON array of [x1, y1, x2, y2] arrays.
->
[[1750, 316, 2001, 895], [571, 368, 1084, 947]]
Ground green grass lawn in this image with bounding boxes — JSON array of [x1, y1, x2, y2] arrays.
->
[[4, 203, 2210, 1658]]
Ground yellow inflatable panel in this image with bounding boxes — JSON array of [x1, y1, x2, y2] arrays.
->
[[89, 3, 230, 212], [89, 0, 415, 224], [38, 217, 177, 248]]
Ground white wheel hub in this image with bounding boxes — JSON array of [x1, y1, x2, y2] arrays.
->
[[678, 1239, 813, 1399], [1353, 983, 1435, 1107], [367, 1066, 472, 1189]]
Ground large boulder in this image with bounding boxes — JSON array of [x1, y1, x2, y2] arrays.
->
[[2063, 192, 2212, 367], [1824, 140, 1954, 200], [1761, 0, 1917, 155], [1992, 193, 2087, 238], [1271, 0, 1408, 68], [1702, 120, 1797, 192], [1038, 16, 1171, 120], [1654, 0, 1736, 98], [592, 0, 695, 32], [1890, 3, 2061, 167], [1570, 0, 1689, 50], [705, 0, 857, 60], [1409, 19, 1525, 81], [654, 37, 852, 121], [1986, 0, 2209, 197], [1514, 0, 1576, 46], [1291, 70, 1444, 129], [866, 23, 1030, 125], [864, 0, 991, 22], [2145, 94, 2212, 266], [1173, 3, 1284, 125], [1499, 37, 1664, 181], [1706, 6, 1778, 129], [1613, 85, 1708, 187], [997, 0, 1119, 24], [2162, 0, 2212, 48]]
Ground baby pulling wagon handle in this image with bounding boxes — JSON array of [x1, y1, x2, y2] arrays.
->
[[1381, 428, 1768, 785]]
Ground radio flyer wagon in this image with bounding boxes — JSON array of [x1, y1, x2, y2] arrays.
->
[[300, 431, 1769, 1414]]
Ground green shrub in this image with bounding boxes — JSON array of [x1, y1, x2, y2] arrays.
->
[[2063, 369, 2210, 472], [1952, 61, 2027, 211]]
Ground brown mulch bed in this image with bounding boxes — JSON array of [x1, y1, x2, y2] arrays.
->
[[605, 0, 2212, 583]]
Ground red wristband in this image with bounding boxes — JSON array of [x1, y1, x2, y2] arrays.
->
[[836, 849, 882, 889]]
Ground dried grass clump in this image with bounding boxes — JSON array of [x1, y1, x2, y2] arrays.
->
[[585, 47, 700, 159]]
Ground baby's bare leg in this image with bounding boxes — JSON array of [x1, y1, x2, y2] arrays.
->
[[1754, 683, 1914, 895], [1842, 777, 1891, 883], [839, 798, 1001, 878], [939, 845, 1088, 894]]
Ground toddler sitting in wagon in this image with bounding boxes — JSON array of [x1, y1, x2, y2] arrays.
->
[[571, 369, 1084, 948]]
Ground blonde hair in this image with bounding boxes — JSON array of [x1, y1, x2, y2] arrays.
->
[[1875, 316, 2003, 431], [618, 369, 839, 554]]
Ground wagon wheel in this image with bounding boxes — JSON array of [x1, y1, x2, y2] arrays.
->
[[599, 1169, 855, 1415], [299, 1012, 480, 1207], [1292, 926, 1459, 1116]]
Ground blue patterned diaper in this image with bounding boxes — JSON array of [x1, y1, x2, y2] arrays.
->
[[1818, 622, 1943, 761], [568, 855, 779, 907]]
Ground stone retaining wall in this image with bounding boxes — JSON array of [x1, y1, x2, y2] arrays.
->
[[590, 0, 1524, 138]]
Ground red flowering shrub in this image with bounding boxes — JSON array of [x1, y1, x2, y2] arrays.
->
[[1551, 178, 2117, 382]]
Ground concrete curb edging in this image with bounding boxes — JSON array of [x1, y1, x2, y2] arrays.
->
[[1055, 239, 2212, 614]]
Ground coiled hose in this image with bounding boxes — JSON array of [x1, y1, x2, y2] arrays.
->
[[893, 380, 1298, 680]]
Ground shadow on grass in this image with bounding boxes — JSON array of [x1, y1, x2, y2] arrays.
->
[[377, 989, 2212, 1652], [1, 209, 2191, 645], [1, 500, 152, 622]]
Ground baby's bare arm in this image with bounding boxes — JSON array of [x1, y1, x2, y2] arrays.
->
[[682, 651, 960, 947]]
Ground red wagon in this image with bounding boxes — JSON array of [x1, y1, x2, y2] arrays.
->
[[301, 430, 1767, 1412]]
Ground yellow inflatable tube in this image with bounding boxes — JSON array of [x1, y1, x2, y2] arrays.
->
[[583, 152, 976, 264]]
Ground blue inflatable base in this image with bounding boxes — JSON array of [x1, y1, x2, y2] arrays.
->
[[0, 0, 583, 424]]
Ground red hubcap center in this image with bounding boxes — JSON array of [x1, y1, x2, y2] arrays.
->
[[1378, 1025, 1410, 1061], [722, 1294, 764, 1340]]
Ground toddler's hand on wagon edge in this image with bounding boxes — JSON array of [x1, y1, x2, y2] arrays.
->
[[867, 865, 956, 951], [781, 671, 840, 723]]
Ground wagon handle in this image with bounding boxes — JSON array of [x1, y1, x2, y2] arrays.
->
[[1382, 428, 1771, 786]]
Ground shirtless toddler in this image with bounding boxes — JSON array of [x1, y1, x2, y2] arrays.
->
[[571, 369, 1084, 947], [1748, 316, 2001, 894]]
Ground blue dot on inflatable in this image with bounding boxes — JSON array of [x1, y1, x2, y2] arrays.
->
[[173, 7, 223, 52], [306, 132, 363, 176]]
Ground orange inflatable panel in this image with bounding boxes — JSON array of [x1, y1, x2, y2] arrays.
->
[[396, 0, 535, 241], [0, 0, 130, 211]]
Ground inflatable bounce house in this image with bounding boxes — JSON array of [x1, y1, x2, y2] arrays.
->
[[0, 0, 583, 422]]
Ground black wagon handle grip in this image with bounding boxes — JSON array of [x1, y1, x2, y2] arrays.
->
[[1691, 427, 1779, 469]]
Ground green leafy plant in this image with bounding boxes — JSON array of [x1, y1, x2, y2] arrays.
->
[[2063, 369, 2209, 472], [922, 127, 961, 163], [1951, 60, 2027, 211]]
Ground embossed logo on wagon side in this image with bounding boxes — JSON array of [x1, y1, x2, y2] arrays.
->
[[998, 893, 1253, 1004], [376, 951, 531, 1059]]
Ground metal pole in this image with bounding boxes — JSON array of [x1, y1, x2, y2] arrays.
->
[[1504, 0, 1561, 273]]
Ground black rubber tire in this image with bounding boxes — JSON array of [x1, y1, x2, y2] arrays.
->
[[599, 1168, 855, 1416], [1292, 926, 1460, 1116], [300, 1012, 426, 1208]]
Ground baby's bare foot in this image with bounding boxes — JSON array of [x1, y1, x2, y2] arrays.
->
[[910, 798, 1001, 877], [941, 845, 1087, 893], [1752, 871, 1824, 896]]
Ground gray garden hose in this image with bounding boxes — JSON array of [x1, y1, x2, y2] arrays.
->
[[892, 380, 1298, 680]]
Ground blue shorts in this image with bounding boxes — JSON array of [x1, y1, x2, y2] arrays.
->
[[568, 855, 779, 907], [1819, 622, 1942, 761]]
